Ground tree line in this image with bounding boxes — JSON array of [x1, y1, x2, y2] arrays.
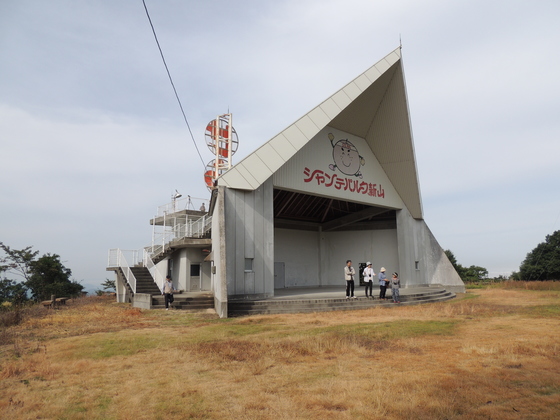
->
[[446, 230, 560, 282], [0, 242, 83, 305]]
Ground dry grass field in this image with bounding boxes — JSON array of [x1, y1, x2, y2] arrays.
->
[[1, 283, 559, 419]]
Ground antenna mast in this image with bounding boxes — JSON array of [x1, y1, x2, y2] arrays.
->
[[204, 113, 239, 190]]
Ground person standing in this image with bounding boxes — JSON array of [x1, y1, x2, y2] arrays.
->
[[378, 267, 388, 300], [363, 262, 375, 298], [162, 275, 175, 310], [391, 272, 401, 303], [344, 260, 357, 299]]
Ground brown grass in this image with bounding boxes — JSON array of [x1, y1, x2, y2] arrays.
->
[[1, 288, 559, 419], [502, 280, 560, 291]]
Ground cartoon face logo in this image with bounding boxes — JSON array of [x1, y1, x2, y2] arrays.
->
[[328, 133, 365, 178]]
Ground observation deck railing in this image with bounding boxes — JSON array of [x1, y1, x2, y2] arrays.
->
[[108, 214, 212, 294]]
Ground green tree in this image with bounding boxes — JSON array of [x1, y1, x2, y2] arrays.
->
[[95, 278, 116, 296], [0, 242, 35, 304], [510, 271, 521, 280], [0, 278, 29, 304], [463, 265, 488, 282], [444, 249, 488, 282], [101, 278, 116, 292], [519, 230, 560, 280], [1, 243, 83, 301], [444, 249, 459, 269], [444, 249, 466, 279], [0, 242, 39, 282], [26, 253, 83, 301]]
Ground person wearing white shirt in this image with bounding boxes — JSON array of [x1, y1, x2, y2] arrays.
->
[[362, 262, 375, 299], [344, 260, 356, 299]]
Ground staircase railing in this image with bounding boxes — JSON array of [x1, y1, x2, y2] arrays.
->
[[108, 214, 213, 293], [143, 251, 165, 293], [151, 215, 212, 254], [177, 215, 212, 239], [107, 248, 138, 293], [156, 196, 209, 218]]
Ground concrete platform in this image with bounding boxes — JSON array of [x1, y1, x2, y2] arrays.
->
[[269, 285, 439, 300], [228, 285, 455, 316]]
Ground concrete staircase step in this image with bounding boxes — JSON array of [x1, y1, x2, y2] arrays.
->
[[230, 290, 449, 307], [151, 293, 214, 311], [228, 289, 455, 316], [130, 266, 160, 294], [153, 304, 215, 310]]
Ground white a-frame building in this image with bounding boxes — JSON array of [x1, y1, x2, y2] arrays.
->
[[209, 47, 464, 318]]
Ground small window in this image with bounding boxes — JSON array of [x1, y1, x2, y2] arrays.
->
[[244, 258, 253, 272], [190, 264, 201, 277]]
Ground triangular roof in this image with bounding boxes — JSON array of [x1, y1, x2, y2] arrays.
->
[[218, 47, 423, 219]]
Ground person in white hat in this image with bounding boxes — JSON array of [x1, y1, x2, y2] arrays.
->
[[362, 262, 375, 298], [378, 267, 388, 300]]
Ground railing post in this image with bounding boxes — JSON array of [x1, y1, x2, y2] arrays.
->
[[162, 211, 166, 250], [151, 209, 156, 254]]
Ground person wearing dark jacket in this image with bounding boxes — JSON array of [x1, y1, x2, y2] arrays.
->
[[378, 267, 388, 300]]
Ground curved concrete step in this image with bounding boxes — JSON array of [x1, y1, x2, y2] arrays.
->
[[228, 289, 455, 316]]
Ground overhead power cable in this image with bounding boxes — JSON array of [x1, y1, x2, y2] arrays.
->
[[142, 0, 205, 168]]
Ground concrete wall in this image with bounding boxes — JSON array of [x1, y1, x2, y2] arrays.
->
[[224, 178, 274, 299], [322, 229, 399, 286], [132, 293, 152, 309], [396, 207, 465, 292], [201, 261, 211, 291], [274, 229, 320, 287], [170, 250, 186, 290], [274, 228, 399, 287], [168, 248, 212, 292], [114, 270, 130, 303], [211, 186, 228, 318]]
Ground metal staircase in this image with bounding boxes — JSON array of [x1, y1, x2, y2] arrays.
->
[[131, 267, 160, 295], [107, 207, 212, 304]]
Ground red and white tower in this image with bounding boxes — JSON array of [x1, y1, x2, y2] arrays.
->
[[204, 113, 238, 189]]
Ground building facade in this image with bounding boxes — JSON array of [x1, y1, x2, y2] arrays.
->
[[209, 47, 464, 318]]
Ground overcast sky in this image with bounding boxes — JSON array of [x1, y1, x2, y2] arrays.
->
[[1, 0, 559, 290]]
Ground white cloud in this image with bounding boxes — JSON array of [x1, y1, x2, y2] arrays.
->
[[1, 0, 560, 285]]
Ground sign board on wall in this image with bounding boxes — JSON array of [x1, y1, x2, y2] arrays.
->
[[273, 127, 404, 209]]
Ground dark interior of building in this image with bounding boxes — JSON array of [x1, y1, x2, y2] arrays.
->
[[273, 188, 396, 231]]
